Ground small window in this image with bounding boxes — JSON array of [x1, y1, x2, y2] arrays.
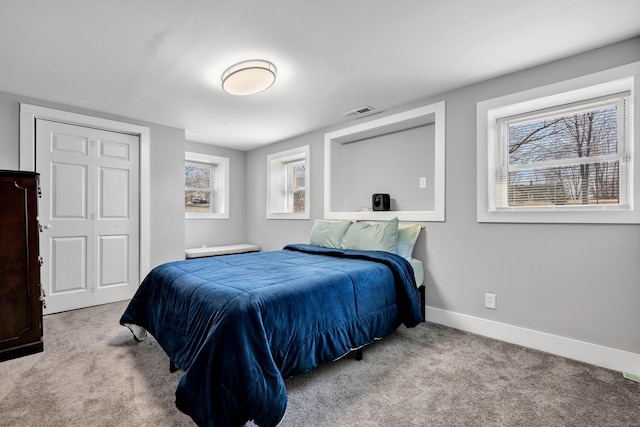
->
[[477, 66, 640, 224], [185, 152, 229, 219], [185, 162, 214, 213], [267, 146, 310, 219]]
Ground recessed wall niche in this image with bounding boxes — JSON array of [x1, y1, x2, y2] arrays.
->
[[324, 101, 445, 221]]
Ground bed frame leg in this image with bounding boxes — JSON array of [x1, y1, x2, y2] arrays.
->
[[170, 360, 179, 373], [418, 284, 426, 321], [354, 348, 363, 361]]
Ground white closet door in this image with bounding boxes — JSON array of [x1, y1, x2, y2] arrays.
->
[[36, 119, 139, 314]]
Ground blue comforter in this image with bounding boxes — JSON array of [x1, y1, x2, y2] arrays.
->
[[120, 244, 423, 427]]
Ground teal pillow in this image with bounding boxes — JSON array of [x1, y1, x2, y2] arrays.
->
[[340, 217, 399, 253], [309, 220, 353, 248], [396, 223, 422, 260]]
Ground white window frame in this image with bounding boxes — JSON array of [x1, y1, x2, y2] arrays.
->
[[185, 152, 229, 219], [267, 145, 310, 219], [477, 62, 640, 224]]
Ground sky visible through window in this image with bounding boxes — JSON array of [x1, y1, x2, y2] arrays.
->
[[505, 104, 620, 206]]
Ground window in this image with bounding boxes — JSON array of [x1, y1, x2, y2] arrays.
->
[[267, 146, 310, 219], [185, 152, 229, 219], [185, 162, 214, 212], [286, 160, 306, 213], [497, 94, 629, 209], [477, 63, 640, 224]]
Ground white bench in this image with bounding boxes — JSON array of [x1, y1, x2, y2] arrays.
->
[[185, 243, 260, 259]]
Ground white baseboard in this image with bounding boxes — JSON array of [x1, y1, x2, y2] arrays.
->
[[425, 305, 640, 378]]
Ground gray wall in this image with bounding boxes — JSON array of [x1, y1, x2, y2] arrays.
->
[[245, 37, 640, 355], [185, 141, 247, 248], [336, 124, 435, 212], [0, 91, 185, 270]]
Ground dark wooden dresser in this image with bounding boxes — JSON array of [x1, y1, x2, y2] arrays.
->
[[0, 170, 44, 361]]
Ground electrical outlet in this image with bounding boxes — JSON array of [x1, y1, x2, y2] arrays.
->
[[485, 292, 496, 309], [419, 177, 427, 188]]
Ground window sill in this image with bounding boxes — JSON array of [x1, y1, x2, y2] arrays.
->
[[325, 210, 444, 222], [185, 212, 229, 219], [266, 212, 310, 220], [477, 208, 640, 224]]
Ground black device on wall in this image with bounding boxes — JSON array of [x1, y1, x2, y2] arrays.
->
[[372, 193, 390, 211]]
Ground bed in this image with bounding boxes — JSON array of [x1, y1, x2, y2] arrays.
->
[[120, 218, 424, 427]]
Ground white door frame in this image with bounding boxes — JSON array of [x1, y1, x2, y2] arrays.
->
[[19, 103, 151, 280]]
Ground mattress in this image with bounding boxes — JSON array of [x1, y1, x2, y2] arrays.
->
[[410, 258, 424, 286]]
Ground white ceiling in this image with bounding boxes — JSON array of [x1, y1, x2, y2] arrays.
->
[[1, 0, 638, 151]]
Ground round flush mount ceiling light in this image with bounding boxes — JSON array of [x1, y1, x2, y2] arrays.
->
[[221, 59, 277, 96]]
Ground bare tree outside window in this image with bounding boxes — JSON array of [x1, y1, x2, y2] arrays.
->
[[502, 99, 625, 208], [287, 161, 305, 213], [185, 163, 214, 213]]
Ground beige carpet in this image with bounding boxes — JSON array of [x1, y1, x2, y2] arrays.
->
[[1, 300, 638, 426]]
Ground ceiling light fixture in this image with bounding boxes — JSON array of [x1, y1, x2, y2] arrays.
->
[[221, 59, 277, 96]]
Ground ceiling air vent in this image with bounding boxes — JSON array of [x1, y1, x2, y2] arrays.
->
[[342, 106, 375, 117]]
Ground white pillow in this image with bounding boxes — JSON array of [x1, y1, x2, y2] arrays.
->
[[396, 223, 422, 260]]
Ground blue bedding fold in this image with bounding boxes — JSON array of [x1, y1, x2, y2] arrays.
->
[[120, 244, 423, 427]]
